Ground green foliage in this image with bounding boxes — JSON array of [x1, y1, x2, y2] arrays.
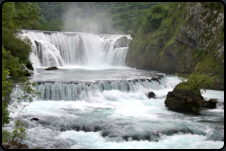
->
[[176, 72, 214, 94], [2, 101, 10, 126], [22, 2, 169, 33], [138, 4, 169, 33], [3, 34, 33, 64], [169, 2, 180, 9], [203, 2, 224, 12], [2, 2, 39, 64], [158, 18, 174, 42], [2, 120, 28, 143], [2, 46, 22, 76], [2, 129, 12, 143], [12, 120, 27, 143], [126, 2, 188, 70], [2, 2, 40, 145], [2, 2, 40, 29]]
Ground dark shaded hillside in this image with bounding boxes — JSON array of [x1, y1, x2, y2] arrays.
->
[[126, 2, 224, 90], [22, 2, 168, 34]]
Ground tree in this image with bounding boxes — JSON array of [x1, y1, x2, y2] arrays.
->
[[2, 2, 41, 144], [2, 2, 40, 64]]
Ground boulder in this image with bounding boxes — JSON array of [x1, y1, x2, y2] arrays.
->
[[44, 66, 58, 70], [202, 99, 218, 109], [2, 141, 29, 149], [146, 92, 155, 99], [114, 36, 130, 49], [165, 82, 205, 114]]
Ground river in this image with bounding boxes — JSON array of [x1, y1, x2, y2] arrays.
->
[[4, 30, 224, 149]]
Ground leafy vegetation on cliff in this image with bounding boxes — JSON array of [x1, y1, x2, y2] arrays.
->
[[176, 72, 214, 95], [126, 2, 224, 90]]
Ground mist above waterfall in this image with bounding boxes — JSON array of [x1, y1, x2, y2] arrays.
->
[[61, 3, 120, 34]]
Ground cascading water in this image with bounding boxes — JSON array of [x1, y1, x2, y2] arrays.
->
[[21, 30, 131, 68], [36, 78, 166, 101], [4, 30, 224, 149]]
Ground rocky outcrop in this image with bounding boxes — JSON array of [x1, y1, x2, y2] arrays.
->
[[165, 82, 218, 114], [126, 2, 224, 90], [114, 36, 131, 49], [165, 82, 205, 113], [45, 66, 58, 70], [2, 141, 29, 149], [176, 3, 224, 52]]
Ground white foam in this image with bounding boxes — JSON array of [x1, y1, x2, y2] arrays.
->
[[55, 131, 223, 149]]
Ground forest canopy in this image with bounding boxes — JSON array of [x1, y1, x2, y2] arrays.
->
[[21, 2, 168, 34]]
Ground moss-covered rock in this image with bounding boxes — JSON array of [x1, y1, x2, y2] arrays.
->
[[202, 99, 218, 109], [165, 82, 205, 114]]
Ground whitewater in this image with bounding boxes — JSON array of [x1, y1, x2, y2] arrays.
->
[[4, 30, 224, 149]]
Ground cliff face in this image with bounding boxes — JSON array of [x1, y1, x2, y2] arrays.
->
[[126, 2, 224, 90]]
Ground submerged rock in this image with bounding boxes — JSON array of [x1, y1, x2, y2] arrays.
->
[[146, 92, 155, 99], [2, 141, 29, 149], [165, 82, 205, 114], [44, 66, 58, 70]]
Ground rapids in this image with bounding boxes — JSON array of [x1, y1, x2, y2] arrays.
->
[[4, 30, 224, 149]]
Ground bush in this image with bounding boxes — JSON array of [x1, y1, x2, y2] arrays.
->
[[140, 4, 169, 33], [176, 72, 214, 94], [2, 120, 27, 144], [2, 129, 12, 143], [12, 120, 27, 143], [203, 2, 224, 11]]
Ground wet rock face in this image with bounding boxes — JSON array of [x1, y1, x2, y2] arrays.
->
[[165, 82, 205, 114], [177, 2, 224, 52], [126, 2, 224, 90], [114, 36, 130, 49], [165, 82, 218, 113], [2, 141, 29, 149]]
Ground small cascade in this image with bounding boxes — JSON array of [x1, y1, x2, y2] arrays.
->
[[21, 30, 131, 68], [36, 77, 166, 101]]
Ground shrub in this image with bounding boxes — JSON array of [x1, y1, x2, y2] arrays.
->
[[2, 129, 12, 143], [176, 72, 214, 94], [12, 120, 27, 143]]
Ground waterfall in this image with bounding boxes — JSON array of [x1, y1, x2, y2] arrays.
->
[[21, 30, 131, 68], [36, 77, 167, 101]]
